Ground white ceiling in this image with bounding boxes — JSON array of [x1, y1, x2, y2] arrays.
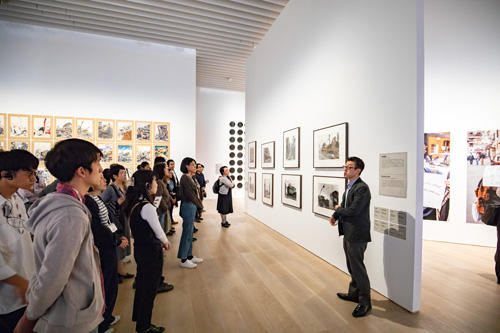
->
[[0, 0, 288, 91]]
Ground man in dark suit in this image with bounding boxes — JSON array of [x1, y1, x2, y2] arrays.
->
[[330, 156, 372, 318]]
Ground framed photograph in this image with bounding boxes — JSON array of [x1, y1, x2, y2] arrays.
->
[[283, 127, 300, 168], [313, 122, 348, 168], [154, 144, 169, 159], [248, 172, 256, 199], [262, 173, 274, 206], [97, 142, 114, 163], [312, 175, 346, 218], [55, 117, 74, 140], [8, 114, 30, 139], [136, 144, 152, 164], [116, 120, 133, 141], [282, 174, 302, 209], [96, 119, 114, 141], [248, 141, 257, 169], [154, 122, 170, 142], [9, 140, 29, 151], [32, 116, 53, 139], [261, 141, 275, 169], [116, 144, 134, 164], [0, 113, 6, 138], [136, 121, 152, 142], [76, 118, 94, 140], [32, 141, 52, 162]]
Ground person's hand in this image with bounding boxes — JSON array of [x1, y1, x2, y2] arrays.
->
[[329, 216, 337, 226], [172, 198, 176, 204], [163, 241, 171, 251], [334, 204, 340, 210], [119, 236, 129, 248], [14, 313, 37, 333], [15, 278, 29, 304], [117, 197, 125, 205]]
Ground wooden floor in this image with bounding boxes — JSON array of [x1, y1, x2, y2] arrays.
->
[[114, 199, 500, 333]]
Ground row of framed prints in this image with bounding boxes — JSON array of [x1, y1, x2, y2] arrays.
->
[[247, 172, 347, 218], [0, 113, 170, 143], [0, 140, 169, 165], [247, 122, 348, 169]]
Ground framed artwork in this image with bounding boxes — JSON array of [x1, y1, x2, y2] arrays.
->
[[0, 113, 5, 138], [32, 141, 52, 162], [116, 144, 134, 164], [312, 176, 346, 218], [8, 114, 30, 139], [97, 142, 114, 163], [248, 141, 257, 169], [154, 122, 170, 142], [154, 144, 169, 159], [313, 122, 348, 168], [261, 141, 275, 169], [136, 144, 152, 164], [283, 127, 300, 168], [9, 140, 29, 151], [32, 116, 53, 139], [116, 120, 133, 141], [262, 173, 274, 206], [96, 119, 114, 141], [76, 118, 94, 140], [282, 174, 302, 209], [248, 172, 256, 199], [136, 121, 152, 142], [55, 117, 74, 139], [36, 167, 52, 186]]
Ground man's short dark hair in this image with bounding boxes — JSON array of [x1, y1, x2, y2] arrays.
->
[[180, 157, 195, 174], [0, 150, 39, 179], [110, 163, 126, 179], [45, 139, 102, 182], [219, 166, 227, 175], [154, 156, 166, 165], [347, 156, 365, 174], [153, 162, 166, 180], [197, 163, 204, 168], [166, 159, 174, 167]]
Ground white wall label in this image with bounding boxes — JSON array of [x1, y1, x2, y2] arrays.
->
[[374, 206, 407, 240], [379, 152, 408, 198]]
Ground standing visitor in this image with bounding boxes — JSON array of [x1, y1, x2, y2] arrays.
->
[[217, 166, 234, 228]]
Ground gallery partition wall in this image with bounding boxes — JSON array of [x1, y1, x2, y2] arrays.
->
[[245, 0, 424, 312]]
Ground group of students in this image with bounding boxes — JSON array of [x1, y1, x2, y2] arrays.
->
[[0, 138, 236, 333]]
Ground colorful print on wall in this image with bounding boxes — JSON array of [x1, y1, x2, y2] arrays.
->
[[32, 116, 53, 139], [76, 118, 94, 140], [55, 117, 74, 139], [466, 130, 500, 223], [423, 132, 451, 221], [9, 114, 30, 139]]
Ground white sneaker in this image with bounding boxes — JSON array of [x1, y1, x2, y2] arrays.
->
[[179, 260, 197, 268], [104, 328, 114, 333], [110, 315, 120, 326], [191, 256, 203, 263]]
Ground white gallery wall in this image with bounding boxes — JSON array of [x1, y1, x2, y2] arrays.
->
[[423, 0, 500, 246], [0, 21, 196, 166], [196, 87, 245, 199], [246, 0, 423, 312]]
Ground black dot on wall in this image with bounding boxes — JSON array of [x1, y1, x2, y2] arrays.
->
[[230, 121, 235, 127], [237, 137, 243, 143], [237, 175, 243, 181], [237, 129, 243, 135], [230, 137, 235, 143], [237, 160, 243, 166], [229, 160, 235, 166], [237, 168, 243, 173], [229, 167, 235, 173], [230, 152, 235, 158], [230, 129, 235, 135], [237, 122, 243, 128], [237, 152, 243, 158], [237, 145, 243, 151], [237, 183, 243, 188], [229, 144, 235, 150], [230, 175, 235, 181]]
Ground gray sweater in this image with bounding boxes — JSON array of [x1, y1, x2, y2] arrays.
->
[[25, 193, 104, 333]]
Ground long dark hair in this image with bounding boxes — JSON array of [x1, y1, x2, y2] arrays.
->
[[122, 170, 155, 217]]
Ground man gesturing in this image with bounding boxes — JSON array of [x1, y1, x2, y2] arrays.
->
[[330, 156, 372, 318]]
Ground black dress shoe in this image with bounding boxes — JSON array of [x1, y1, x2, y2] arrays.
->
[[221, 221, 230, 228], [192, 237, 197, 241], [337, 292, 359, 303], [137, 325, 165, 333], [157, 282, 174, 293], [193, 227, 198, 233], [352, 303, 371, 318]]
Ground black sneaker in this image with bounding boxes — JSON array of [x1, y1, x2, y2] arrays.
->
[[193, 227, 198, 233], [157, 282, 174, 293], [221, 221, 230, 228], [192, 237, 197, 241], [137, 324, 165, 333]]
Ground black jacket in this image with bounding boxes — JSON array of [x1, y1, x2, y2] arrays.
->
[[333, 178, 371, 242], [85, 195, 123, 253]]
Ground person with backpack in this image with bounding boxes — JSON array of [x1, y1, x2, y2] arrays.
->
[[101, 164, 133, 281], [216, 166, 235, 228]]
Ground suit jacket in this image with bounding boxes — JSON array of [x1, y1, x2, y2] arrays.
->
[[333, 178, 371, 242]]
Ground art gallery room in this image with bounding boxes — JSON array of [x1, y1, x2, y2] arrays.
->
[[0, 0, 499, 332]]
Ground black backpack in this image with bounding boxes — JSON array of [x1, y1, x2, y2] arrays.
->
[[212, 179, 221, 194]]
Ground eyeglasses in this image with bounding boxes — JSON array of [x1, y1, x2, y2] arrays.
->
[[343, 165, 356, 170]]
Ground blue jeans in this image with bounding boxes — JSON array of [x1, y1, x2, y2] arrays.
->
[[158, 213, 166, 231], [177, 202, 196, 259]]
